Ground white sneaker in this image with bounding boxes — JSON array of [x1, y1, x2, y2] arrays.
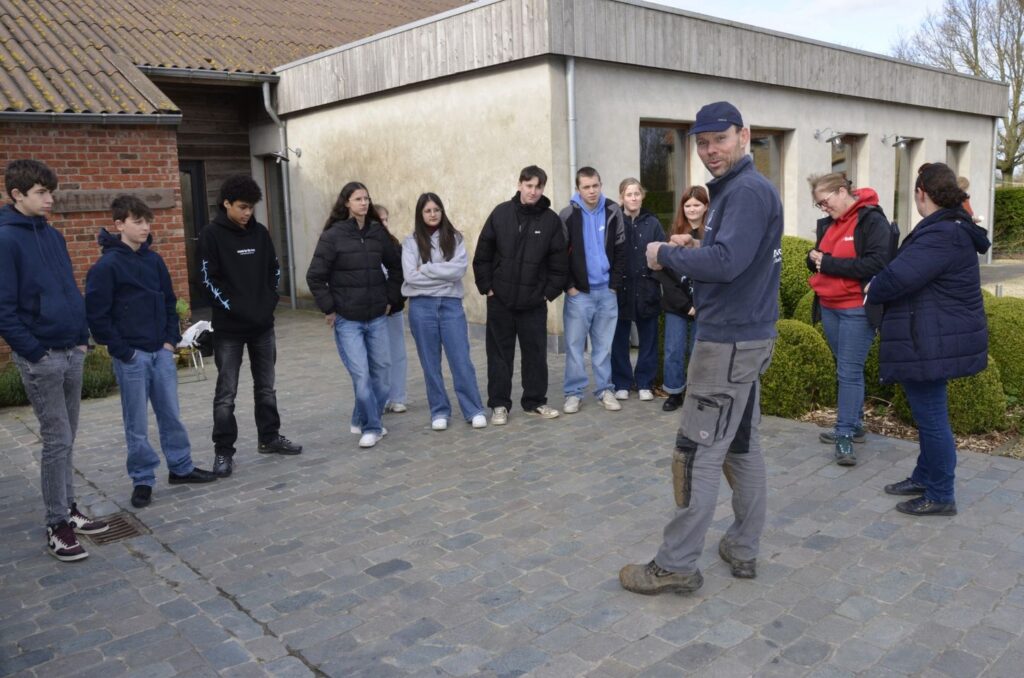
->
[[388, 402, 407, 413], [530, 404, 561, 419], [432, 418, 448, 431], [614, 389, 629, 400], [358, 428, 387, 448], [491, 407, 509, 426], [350, 425, 361, 434], [638, 389, 654, 401], [563, 395, 581, 414], [471, 414, 488, 429], [600, 390, 622, 411]]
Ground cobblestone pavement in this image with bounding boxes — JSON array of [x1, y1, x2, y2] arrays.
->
[[2, 309, 1023, 677]]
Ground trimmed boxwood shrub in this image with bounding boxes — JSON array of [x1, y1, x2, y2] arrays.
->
[[793, 289, 815, 326], [893, 356, 1008, 434], [780, 235, 815, 318], [985, 296, 1024, 399], [863, 335, 895, 402], [761, 319, 836, 418], [993, 186, 1024, 257], [82, 346, 117, 399]]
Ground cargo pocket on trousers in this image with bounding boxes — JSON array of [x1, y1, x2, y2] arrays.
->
[[728, 339, 775, 384], [679, 392, 734, 445]]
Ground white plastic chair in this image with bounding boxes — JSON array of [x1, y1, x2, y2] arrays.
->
[[176, 320, 213, 381]]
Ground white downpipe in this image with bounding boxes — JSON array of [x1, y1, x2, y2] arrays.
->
[[566, 57, 578, 191], [988, 116, 997, 265], [261, 82, 298, 309]]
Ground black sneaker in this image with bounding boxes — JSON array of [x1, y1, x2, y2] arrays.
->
[[213, 455, 233, 478], [619, 560, 703, 595], [131, 485, 152, 508], [258, 435, 302, 455], [68, 503, 109, 535], [896, 496, 957, 516], [662, 393, 683, 412], [47, 521, 88, 562], [168, 468, 218, 484], [819, 426, 866, 444], [834, 435, 857, 466], [884, 478, 926, 496]]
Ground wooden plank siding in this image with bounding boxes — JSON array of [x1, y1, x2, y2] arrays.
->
[[274, 0, 1007, 118]]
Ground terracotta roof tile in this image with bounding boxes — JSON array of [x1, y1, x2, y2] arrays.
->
[[1, 0, 469, 115]]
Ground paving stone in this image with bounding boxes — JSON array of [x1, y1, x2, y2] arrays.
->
[[930, 648, 987, 678], [780, 637, 832, 666], [482, 646, 548, 677]]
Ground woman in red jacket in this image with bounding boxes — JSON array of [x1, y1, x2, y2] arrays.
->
[[806, 173, 894, 465]]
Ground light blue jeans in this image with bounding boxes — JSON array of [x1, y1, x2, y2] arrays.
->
[[407, 297, 485, 422], [563, 286, 618, 398], [820, 306, 875, 437], [113, 349, 194, 487], [335, 315, 391, 434], [387, 311, 408, 406], [662, 313, 697, 395]]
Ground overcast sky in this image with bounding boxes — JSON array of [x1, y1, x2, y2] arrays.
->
[[651, 0, 943, 57]]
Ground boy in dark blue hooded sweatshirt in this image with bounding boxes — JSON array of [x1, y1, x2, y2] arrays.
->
[[86, 196, 217, 511], [0, 159, 108, 562]]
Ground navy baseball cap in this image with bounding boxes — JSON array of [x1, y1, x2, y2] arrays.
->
[[689, 101, 744, 135]]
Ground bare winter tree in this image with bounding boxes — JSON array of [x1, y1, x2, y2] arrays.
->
[[893, 0, 1024, 183]]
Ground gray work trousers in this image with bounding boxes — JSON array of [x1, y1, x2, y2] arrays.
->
[[655, 338, 775, 574]]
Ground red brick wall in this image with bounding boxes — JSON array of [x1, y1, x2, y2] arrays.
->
[[0, 123, 185, 363]]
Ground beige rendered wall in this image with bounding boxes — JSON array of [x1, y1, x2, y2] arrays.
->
[[282, 58, 567, 332], [568, 60, 996, 241]]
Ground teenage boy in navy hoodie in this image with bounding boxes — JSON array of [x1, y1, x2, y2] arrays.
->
[[198, 175, 301, 478], [0, 159, 108, 562], [86, 195, 218, 510]]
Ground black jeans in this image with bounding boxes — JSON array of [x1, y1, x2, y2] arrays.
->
[[212, 327, 281, 456], [485, 296, 548, 411]]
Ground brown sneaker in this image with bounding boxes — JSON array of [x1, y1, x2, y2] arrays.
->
[[718, 540, 756, 579], [619, 560, 703, 595]]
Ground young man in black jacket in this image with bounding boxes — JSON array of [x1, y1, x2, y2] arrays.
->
[[472, 165, 568, 425], [198, 175, 301, 477]]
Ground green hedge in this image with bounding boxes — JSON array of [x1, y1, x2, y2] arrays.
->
[[780, 235, 815, 318], [0, 347, 117, 408], [993, 186, 1024, 257], [985, 296, 1024, 399], [793, 289, 815, 325], [893, 356, 1008, 434], [761, 319, 836, 418]]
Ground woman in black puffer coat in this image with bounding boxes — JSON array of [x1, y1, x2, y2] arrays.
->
[[867, 162, 989, 517], [306, 182, 403, 448]]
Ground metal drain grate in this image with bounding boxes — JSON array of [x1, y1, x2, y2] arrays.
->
[[84, 511, 149, 545]]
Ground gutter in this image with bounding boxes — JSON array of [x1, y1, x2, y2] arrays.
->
[[566, 57, 578, 192], [138, 66, 279, 84], [0, 111, 181, 125], [261, 82, 298, 310]]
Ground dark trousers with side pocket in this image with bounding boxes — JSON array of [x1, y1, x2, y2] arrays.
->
[[655, 338, 775, 574]]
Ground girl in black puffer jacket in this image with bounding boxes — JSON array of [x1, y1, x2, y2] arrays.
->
[[306, 182, 403, 448]]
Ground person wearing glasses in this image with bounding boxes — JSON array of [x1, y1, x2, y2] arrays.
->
[[867, 162, 988, 516], [806, 173, 894, 466]]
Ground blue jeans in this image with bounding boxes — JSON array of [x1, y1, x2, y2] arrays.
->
[[662, 313, 696, 395], [387, 311, 408, 405], [407, 297, 485, 422], [563, 287, 618, 397], [902, 379, 956, 503], [821, 306, 875, 436], [13, 348, 85, 526], [113, 349, 194, 487], [611, 315, 659, 390], [335, 315, 390, 434], [212, 328, 281, 455]]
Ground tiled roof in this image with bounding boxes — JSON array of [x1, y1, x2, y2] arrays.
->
[[0, 0, 469, 115]]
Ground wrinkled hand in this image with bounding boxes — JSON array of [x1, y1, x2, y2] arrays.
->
[[646, 242, 664, 270], [325, 312, 336, 326]]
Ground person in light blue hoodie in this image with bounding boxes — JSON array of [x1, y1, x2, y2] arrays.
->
[[402, 193, 487, 431], [558, 167, 627, 415]]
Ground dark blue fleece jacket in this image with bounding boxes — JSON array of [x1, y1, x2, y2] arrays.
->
[[0, 204, 89, 362], [656, 155, 783, 342], [866, 207, 989, 383], [85, 229, 181, 363]]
